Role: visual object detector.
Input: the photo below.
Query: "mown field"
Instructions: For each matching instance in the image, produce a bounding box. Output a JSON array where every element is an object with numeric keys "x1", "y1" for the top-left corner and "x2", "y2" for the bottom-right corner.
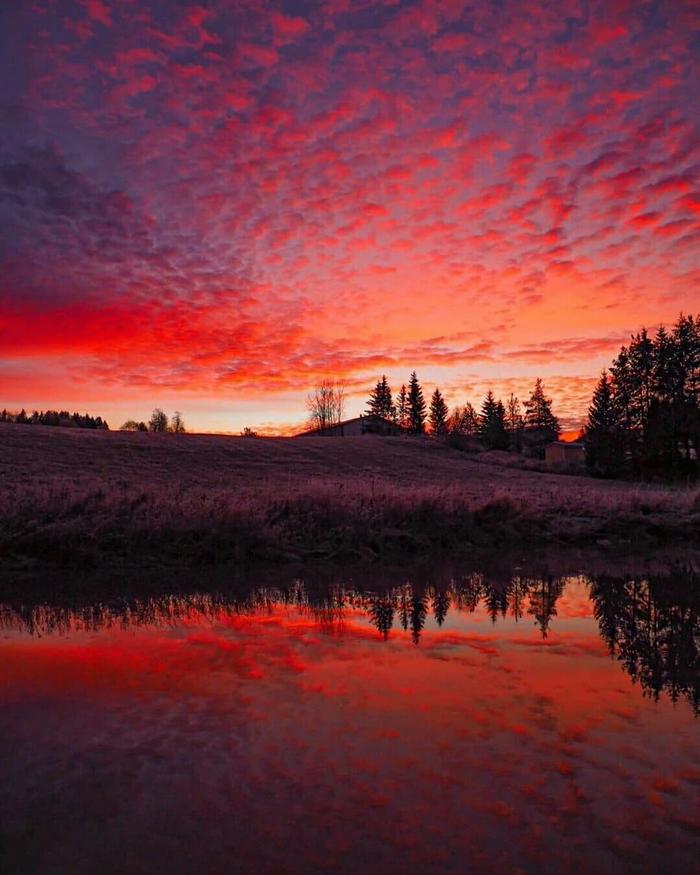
[{"x1": 1, "y1": 423, "x2": 698, "y2": 571}]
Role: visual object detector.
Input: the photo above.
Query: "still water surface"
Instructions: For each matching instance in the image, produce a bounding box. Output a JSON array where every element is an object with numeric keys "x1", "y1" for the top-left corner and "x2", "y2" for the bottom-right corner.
[{"x1": 1, "y1": 570, "x2": 698, "y2": 874}]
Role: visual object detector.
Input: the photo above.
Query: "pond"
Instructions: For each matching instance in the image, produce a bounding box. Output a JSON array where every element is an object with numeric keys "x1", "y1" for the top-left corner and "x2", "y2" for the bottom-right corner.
[{"x1": 0, "y1": 566, "x2": 698, "y2": 874}]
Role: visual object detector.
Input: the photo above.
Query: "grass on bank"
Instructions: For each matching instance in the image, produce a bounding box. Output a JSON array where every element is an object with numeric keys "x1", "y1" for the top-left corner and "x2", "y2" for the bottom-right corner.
[{"x1": 1, "y1": 423, "x2": 698, "y2": 568}]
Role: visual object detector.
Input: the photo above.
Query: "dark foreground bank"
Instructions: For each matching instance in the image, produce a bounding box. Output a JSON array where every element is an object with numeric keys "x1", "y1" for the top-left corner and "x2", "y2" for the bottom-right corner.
[{"x1": 2, "y1": 423, "x2": 699, "y2": 573}]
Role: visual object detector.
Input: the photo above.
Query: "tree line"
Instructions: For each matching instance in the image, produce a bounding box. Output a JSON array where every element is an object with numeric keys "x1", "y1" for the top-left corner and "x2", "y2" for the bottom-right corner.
[
  {"x1": 365, "y1": 371, "x2": 561, "y2": 458},
  {"x1": 120, "y1": 409, "x2": 186, "y2": 433},
  {"x1": 0, "y1": 407, "x2": 187, "y2": 434},
  {"x1": 585, "y1": 313, "x2": 700, "y2": 479},
  {"x1": 0, "y1": 409, "x2": 109, "y2": 430}
]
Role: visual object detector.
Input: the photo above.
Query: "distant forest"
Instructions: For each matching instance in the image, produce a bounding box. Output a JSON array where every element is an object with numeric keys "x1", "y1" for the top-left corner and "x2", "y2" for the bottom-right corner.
[
  {"x1": 0, "y1": 409, "x2": 109, "y2": 430},
  {"x1": 0, "y1": 407, "x2": 187, "y2": 434}
]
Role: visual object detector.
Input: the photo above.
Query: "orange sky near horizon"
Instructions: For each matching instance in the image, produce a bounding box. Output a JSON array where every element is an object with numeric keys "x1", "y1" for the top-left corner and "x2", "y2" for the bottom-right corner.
[{"x1": 1, "y1": 1, "x2": 698, "y2": 433}]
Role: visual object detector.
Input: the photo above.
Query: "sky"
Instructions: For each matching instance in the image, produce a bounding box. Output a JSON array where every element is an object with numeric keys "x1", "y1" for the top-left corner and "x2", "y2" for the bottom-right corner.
[{"x1": 1, "y1": 0, "x2": 699, "y2": 434}]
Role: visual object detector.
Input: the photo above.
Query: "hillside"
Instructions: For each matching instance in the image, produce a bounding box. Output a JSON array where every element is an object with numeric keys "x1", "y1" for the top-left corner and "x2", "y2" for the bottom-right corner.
[{"x1": 1, "y1": 423, "x2": 698, "y2": 571}]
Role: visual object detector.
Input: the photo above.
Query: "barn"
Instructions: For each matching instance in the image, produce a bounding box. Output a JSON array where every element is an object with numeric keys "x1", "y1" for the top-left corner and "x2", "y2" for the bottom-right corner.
[{"x1": 296, "y1": 414, "x2": 405, "y2": 437}]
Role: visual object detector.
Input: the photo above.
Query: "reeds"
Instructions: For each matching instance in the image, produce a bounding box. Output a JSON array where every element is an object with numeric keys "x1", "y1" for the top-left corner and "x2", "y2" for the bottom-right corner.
[{"x1": 2, "y1": 469, "x2": 697, "y2": 568}]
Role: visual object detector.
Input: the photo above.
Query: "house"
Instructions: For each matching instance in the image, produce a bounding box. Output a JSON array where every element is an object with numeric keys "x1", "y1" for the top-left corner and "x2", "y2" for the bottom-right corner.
[
  {"x1": 296, "y1": 414, "x2": 405, "y2": 437},
  {"x1": 545, "y1": 440, "x2": 585, "y2": 467}
]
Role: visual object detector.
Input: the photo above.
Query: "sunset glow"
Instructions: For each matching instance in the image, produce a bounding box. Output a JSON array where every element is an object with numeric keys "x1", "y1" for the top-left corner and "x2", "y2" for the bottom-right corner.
[{"x1": 1, "y1": 1, "x2": 699, "y2": 431}]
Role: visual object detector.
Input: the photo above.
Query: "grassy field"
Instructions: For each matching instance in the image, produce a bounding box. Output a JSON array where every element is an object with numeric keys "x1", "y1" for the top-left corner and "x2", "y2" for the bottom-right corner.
[{"x1": 1, "y1": 423, "x2": 698, "y2": 570}]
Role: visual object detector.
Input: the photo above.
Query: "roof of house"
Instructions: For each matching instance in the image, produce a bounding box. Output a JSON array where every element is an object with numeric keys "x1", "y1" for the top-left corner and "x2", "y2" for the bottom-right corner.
[{"x1": 296, "y1": 413, "x2": 400, "y2": 437}]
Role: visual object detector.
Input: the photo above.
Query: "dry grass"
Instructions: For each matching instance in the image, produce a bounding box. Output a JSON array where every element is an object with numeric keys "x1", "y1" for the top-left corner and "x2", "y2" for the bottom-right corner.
[{"x1": 1, "y1": 423, "x2": 698, "y2": 568}]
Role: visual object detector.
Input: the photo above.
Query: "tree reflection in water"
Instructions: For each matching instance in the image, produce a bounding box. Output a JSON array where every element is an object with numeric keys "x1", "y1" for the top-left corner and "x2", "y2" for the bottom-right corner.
[{"x1": 1, "y1": 568, "x2": 697, "y2": 714}]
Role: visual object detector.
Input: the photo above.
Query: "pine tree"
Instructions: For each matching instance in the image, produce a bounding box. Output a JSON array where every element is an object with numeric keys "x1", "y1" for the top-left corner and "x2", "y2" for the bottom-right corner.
[
  {"x1": 431, "y1": 589, "x2": 450, "y2": 627},
  {"x1": 610, "y1": 344, "x2": 641, "y2": 469},
  {"x1": 495, "y1": 400, "x2": 508, "y2": 443},
  {"x1": 429, "y1": 387, "x2": 449, "y2": 435},
  {"x1": 670, "y1": 314, "x2": 700, "y2": 469},
  {"x1": 384, "y1": 377, "x2": 395, "y2": 420},
  {"x1": 679, "y1": 314, "x2": 700, "y2": 399},
  {"x1": 523, "y1": 378, "x2": 560, "y2": 458},
  {"x1": 366, "y1": 375, "x2": 395, "y2": 420},
  {"x1": 398, "y1": 584, "x2": 411, "y2": 630},
  {"x1": 407, "y1": 371, "x2": 426, "y2": 434},
  {"x1": 584, "y1": 371, "x2": 625, "y2": 476},
  {"x1": 506, "y1": 393, "x2": 523, "y2": 452},
  {"x1": 410, "y1": 591, "x2": 429, "y2": 644},
  {"x1": 653, "y1": 325, "x2": 675, "y2": 403},
  {"x1": 369, "y1": 595, "x2": 395, "y2": 640},
  {"x1": 628, "y1": 330, "x2": 655, "y2": 431},
  {"x1": 367, "y1": 377, "x2": 382, "y2": 417},
  {"x1": 479, "y1": 391, "x2": 509, "y2": 449},
  {"x1": 611, "y1": 333, "x2": 657, "y2": 470},
  {"x1": 528, "y1": 578, "x2": 564, "y2": 638},
  {"x1": 396, "y1": 384, "x2": 408, "y2": 429},
  {"x1": 479, "y1": 391, "x2": 496, "y2": 442},
  {"x1": 484, "y1": 583, "x2": 508, "y2": 624},
  {"x1": 647, "y1": 325, "x2": 677, "y2": 471},
  {"x1": 479, "y1": 392, "x2": 496, "y2": 432}
]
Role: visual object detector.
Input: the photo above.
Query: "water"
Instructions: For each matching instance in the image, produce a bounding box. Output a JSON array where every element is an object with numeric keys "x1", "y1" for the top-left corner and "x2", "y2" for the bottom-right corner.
[{"x1": 0, "y1": 568, "x2": 698, "y2": 874}]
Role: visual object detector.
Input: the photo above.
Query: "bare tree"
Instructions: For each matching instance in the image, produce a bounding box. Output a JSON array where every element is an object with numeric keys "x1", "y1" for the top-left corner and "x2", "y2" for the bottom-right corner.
[
  {"x1": 306, "y1": 380, "x2": 345, "y2": 431},
  {"x1": 120, "y1": 420, "x2": 147, "y2": 432},
  {"x1": 171, "y1": 411, "x2": 186, "y2": 433},
  {"x1": 148, "y1": 408, "x2": 169, "y2": 433}
]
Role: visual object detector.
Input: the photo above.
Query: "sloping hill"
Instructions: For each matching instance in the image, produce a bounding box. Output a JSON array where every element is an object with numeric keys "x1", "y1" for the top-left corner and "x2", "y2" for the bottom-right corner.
[
  {"x1": 1, "y1": 424, "x2": 698, "y2": 569},
  {"x1": 1, "y1": 423, "x2": 526, "y2": 492}
]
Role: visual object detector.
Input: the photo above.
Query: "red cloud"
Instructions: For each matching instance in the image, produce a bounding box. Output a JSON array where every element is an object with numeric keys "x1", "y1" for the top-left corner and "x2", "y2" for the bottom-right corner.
[
  {"x1": 646, "y1": 173, "x2": 696, "y2": 196},
  {"x1": 589, "y1": 22, "x2": 629, "y2": 45},
  {"x1": 653, "y1": 218, "x2": 694, "y2": 237},
  {"x1": 186, "y1": 7, "x2": 211, "y2": 28},
  {"x1": 270, "y1": 11, "x2": 310, "y2": 41},
  {"x1": 239, "y1": 42, "x2": 279, "y2": 69},
  {"x1": 432, "y1": 33, "x2": 469, "y2": 53},
  {"x1": 628, "y1": 211, "x2": 661, "y2": 229},
  {"x1": 83, "y1": 0, "x2": 112, "y2": 27},
  {"x1": 3, "y1": 0, "x2": 699, "y2": 431}
]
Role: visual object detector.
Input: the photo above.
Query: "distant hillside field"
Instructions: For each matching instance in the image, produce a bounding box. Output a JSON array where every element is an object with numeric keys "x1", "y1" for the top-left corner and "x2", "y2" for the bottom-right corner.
[{"x1": 1, "y1": 423, "x2": 698, "y2": 570}]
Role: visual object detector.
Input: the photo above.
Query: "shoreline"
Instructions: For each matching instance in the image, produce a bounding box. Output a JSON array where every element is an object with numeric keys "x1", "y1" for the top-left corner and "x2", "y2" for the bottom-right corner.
[
  {"x1": 2, "y1": 424, "x2": 699, "y2": 581},
  {"x1": 3, "y1": 543, "x2": 699, "y2": 605},
  {"x1": 3, "y1": 486, "x2": 699, "y2": 573}
]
